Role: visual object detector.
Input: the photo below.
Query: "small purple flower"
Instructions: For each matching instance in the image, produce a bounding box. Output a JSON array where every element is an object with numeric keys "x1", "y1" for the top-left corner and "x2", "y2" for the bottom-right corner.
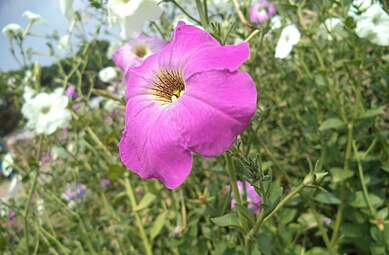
[
  {"x1": 63, "y1": 183, "x2": 87, "y2": 201},
  {"x1": 8, "y1": 210, "x2": 16, "y2": 220},
  {"x1": 41, "y1": 150, "x2": 53, "y2": 163},
  {"x1": 100, "y1": 178, "x2": 111, "y2": 188},
  {"x1": 231, "y1": 181, "x2": 262, "y2": 214},
  {"x1": 249, "y1": 1, "x2": 276, "y2": 24},
  {"x1": 112, "y1": 34, "x2": 168, "y2": 83},
  {"x1": 322, "y1": 217, "x2": 332, "y2": 226},
  {"x1": 66, "y1": 85, "x2": 77, "y2": 98}
]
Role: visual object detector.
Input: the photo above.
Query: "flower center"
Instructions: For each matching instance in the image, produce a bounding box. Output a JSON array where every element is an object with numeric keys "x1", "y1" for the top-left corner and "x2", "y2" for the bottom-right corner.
[
  {"x1": 41, "y1": 106, "x2": 51, "y2": 114},
  {"x1": 133, "y1": 44, "x2": 148, "y2": 58},
  {"x1": 151, "y1": 70, "x2": 185, "y2": 105}
]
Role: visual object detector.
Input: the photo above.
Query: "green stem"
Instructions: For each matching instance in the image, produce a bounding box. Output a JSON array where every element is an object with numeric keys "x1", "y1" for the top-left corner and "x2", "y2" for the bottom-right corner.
[
  {"x1": 224, "y1": 154, "x2": 250, "y2": 255},
  {"x1": 309, "y1": 204, "x2": 331, "y2": 249},
  {"x1": 123, "y1": 177, "x2": 153, "y2": 255},
  {"x1": 352, "y1": 142, "x2": 376, "y2": 216},
  {"x1": 251, "y1": 182, "x2": 306, "y2": 235},
  {"x1": 329, "y1": 122, "x2": 353, "y2": 254},
  {"x1": 170, "y1": 0, "x2": 202, "y2": 25},
  {"x1": 244, "y1": 30, "x2": 260, "y2": 42},
  {"x1": 24, "y1": 136, "x2": 43, "y2": 255}
]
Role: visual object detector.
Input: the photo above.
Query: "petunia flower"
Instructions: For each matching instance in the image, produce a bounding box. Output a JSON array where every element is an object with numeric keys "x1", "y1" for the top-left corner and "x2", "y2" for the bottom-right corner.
[
  {"x1": 249, "y1": 1, "x2": 276, "y2": 24},
  {"x1": 231, "y1": 181, "x2": 262, "y2": 214},
  {"x1": 58, "y1": 35, "x2": 71, "y2": 51},
  {"x1": 66, "y1": 85, "x2": 77, "y2": 99},
  {"x1": 1, "y1": 153, "x2": 14, "y2": 177},
  {"x1": 60, "y1": 0, "x2": 74, "y2": 20},
  {"x1": 112, "y1": 34, "x2": 167, "y2": 83},
  {"x1": 275, "y1": 24, "x2": 301, "y2": 59},
  {"x1": 118, "y1": 22, "x2": 257, "y2": 189},
  {"x1": 107, "y1": 0, "x2": 162, "y2": 39},
  {"x1": 354, "y1": 3, "x2": 389, "y2": 46},
  {"x1": 348, "y1": 0, "x2": 372, "y2": 21},
  {"x1": 22, "y1": 10, "x2": 45, "y2": 24},
  {"x1": 21, "y1": 88, "x2": 71, "y2": 135},
  {"x1": 270, "y1": 15, "x2": 282, "y2": 30},
  {"x1": 98, "y1": 66, "x2": 117, "y2": 83},
  {"x1": 318, "y1": 18, "x2": 348, "y2": 41},
  {"x1": 2, "y1": 23, "x2": 23, "y2": 38}
]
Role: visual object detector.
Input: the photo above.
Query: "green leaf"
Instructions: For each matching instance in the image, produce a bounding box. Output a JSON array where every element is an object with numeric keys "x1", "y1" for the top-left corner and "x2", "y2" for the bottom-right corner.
[
  {"x1": 211, "y1": 213, "x2": 241, "y2": 228},
  {"x1": 349, "y1": 191, "x2": 383, "y2": 208},
  {"x1": 150, "y1": 211, "x2": 168, "y2": 241},
  {"x1": 313, "y1": 191, "x2": 340, "y2": 204},
  {"x1": 108, "y1": 164, "x2": 124, "y2": 180},
  {"x1": 359, "y1": 106, "x2": 385, "y2": 119},
  {"x1": 377, "y1": 208, "x2": 388, "y2": 220},
  {"x1": 380, "y1": 163, "x2": 389, "y2": 173},
  {"x1": 319, "y1": 118, "x2": 344, "y2": 131},
  {"x1": 268, "y1": 184, "x2": 283, "y2": 213},
  {"x1": 135, "y1": 193, "x2": 156, "y2": 211},
  {"x1": 305, "y1": 247, "x2": 328, "y2": 255},
  {"x1": 329, "y1": 167, "x2": 354, "y2": 182},
  {"x1": 234, "y1": 204, "x2": 255, "y2": 225},
  {"x1": 256, "y1": 234, "x2": 272, "y2": 255},
  {"x1": 279, "y1": 208, "x2": 298, "y2": 225}
]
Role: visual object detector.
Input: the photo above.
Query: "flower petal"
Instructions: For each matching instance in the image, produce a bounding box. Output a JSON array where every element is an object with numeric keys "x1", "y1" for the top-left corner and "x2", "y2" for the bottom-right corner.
[
  {"x1": 173, "y1": 70, "x2": 257, "y2": 157},
  {"x1": 121, "y1": 53, "x2": 194, "y2": 189},
  {"x1": 183, "y1": 42, "x2": 250, "y2": 78},
  {"x1": 119, "y1": 98, "x2": 193, "y2": 189},
  {"x1": 112, "y1": 43, "x2": 142, "y2": 72},
  {"x1": 158, "y1": 21, "x2": 220, "y2": 70}
]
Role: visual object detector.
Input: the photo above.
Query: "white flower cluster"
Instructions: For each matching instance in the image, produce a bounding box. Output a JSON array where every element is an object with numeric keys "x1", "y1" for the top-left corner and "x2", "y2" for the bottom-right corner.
[
  {"x1": 107, "y1": 0, "x2": 162, "y2": 39},
  {"x1": 22, "y1": 88, "x2": 71, "y2": 135},
  {"x1": 349, "y1": 0, "x2": 389, "y2": 46},
  {"x1": 275, "y1": 24, "x2": 301, "y2": 59}
]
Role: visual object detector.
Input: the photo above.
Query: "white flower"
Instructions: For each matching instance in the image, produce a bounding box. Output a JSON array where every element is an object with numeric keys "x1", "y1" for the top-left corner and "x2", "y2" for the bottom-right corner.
[
  {"x1": 107, "y1": 0, "x2": 163, "y2": 39},
  {"x1": 2, "y1": 23, "x2": 23, "y2": 38},
  {"x1": 23, "y1": 86, "x2": 35, "y2": 101},
  {"x1": 270, "y1": 15, "x2": 282, "y2": 30},
  {"x1": 348, "y1": 0, "x2": 373, "y2": 21},
  {"x1": 1, "y1": 153, "x2": 14, "y2": 177},
  {"x1": 104, "y1": 99, "x2": 120, "y2": 112},
  {"x1": 98, "y1": 67, "x2": 117, "y2": 82},
  {"x1": 22, "y1": 10, "x2": 45, "y2": 23},
  {"x1": 58, "y1": 35, "x2": 71, "y2": 51},
  {"x1": 318, "y1": 18, "x2": 347, "y2": 41},
  {"x1": 60, "y1": 0, "x2": 74, "y2": 20},
  {"x1": 0, "y1": 175, "x2": 24, "y2": 204},
  {"x1": 88, "y1": 96, "x2": 105, "y2": 109},
  {"x1": 355, "y1": 3, "x2": 389, "y2": 46},
  {"x1": 275, "y1": 24, "x2": 301, "y2": 59},
  {"x1": 22, "y1": 89, "x2": 71, "y2": 135}
]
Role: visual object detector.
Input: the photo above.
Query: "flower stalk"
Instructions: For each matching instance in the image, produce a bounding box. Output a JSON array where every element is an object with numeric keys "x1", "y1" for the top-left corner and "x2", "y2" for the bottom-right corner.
[{"x1": 122, "y1": 176, "x2": 153, "y2": 255}]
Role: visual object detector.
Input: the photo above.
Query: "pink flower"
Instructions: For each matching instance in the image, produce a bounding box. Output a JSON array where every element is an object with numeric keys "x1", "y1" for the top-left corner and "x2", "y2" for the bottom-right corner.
[
  {"x1": 112, "y1": 34, "x2": 168, "y2": 83},
  {"x1": 100, "y1": 178, "x2": 111, "y2": 188},
  {"x1": 231, "y1": 181, "x2": 262, "y2": 214},
  {"x1": 118, "y1": 22, "x2": 257, "y2": 189},
  {"x1": 249, "y1": 1, "x2": 276, "y2": 24},
  {"x1": 66, "y1": 85, "x2": 77, "y2": 98}
]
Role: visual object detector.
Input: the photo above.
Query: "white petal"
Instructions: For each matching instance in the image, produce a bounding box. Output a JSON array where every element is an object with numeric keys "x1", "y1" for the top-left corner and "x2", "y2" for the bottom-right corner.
[{"x1": 275, "y1": 41, "x2": 293, "y2": 59}]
